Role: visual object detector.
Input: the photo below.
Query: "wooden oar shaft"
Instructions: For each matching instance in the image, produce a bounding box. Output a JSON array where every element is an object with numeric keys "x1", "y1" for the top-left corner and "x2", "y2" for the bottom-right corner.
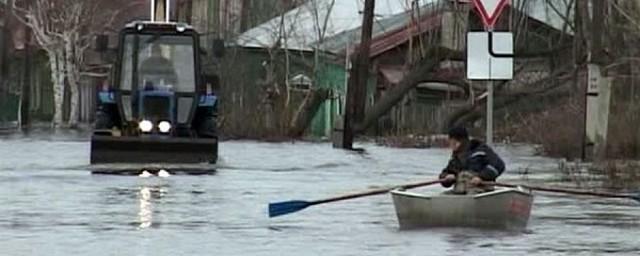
[
  {"x1": 311, "y1": 179, "x2": 445, "y2": 205},
  {"x1": 488, "y1": 182, "x2": 633, "y2": 199}
]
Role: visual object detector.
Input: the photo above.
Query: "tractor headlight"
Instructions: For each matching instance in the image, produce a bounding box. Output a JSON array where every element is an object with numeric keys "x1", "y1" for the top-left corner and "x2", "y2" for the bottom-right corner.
[
  {"x1": 139, "y1": 120, "x2": 153, "y2": 132},
  {"x1": 158, "y1": 121, "x2": 172, "y2": 133},
  {"x1": 176, "y1": 23, "x2": 186, "y2": 32}
]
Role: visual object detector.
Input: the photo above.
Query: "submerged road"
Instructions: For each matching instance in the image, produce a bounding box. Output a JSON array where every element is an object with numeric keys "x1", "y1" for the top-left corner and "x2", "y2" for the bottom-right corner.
[{"x1": 0, "y1": 133, "x2": 638, "y2": 255}]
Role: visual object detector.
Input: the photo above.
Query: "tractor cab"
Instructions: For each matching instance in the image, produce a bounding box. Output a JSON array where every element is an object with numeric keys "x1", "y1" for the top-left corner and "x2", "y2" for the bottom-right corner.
[
  {"x1": 117, "y1": 22, "x2": 202, "y2": 136},
  {"x1": 90, "y1": 19, "x2": 222, "y2": 174}
]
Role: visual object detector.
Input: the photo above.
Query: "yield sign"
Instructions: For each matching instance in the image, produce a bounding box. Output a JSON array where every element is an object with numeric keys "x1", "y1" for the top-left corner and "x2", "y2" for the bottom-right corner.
[{"x1": 472, "y1": 0, "x2": 510, "y2": 29}]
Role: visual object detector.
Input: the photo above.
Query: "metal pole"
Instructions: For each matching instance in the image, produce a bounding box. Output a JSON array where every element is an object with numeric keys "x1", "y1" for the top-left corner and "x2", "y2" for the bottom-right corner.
[
  {"x1": 166, "y1": 0, "x2": 171, "y2": 22},
  {"x1": 486, "y1": 80, "x2": 493, "y2": 145},
  {"x1": 580, "y1": 68, "x2": 587, "y2": 161},
  {"x1": 150, "y1": 0, "x2": 171, "y2": 22},
  {"x1": 151, "y1": 0, "x2": 156, "y2": 21}
]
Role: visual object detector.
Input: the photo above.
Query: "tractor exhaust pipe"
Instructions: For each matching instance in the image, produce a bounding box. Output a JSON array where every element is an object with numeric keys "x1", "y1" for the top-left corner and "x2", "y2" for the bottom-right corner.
[{"x1": 150, "y1": 0, "x2": 171, "y2": 22}]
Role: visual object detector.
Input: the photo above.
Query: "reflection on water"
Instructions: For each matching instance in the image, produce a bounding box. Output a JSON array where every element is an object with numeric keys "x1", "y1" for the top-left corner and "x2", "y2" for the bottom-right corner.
[
  {"x1": 136, "y1": 184, "x2": 168, "y2": 229},
  {"x1": 138, "y1": 187, "x2": 153, "y2": 229}
]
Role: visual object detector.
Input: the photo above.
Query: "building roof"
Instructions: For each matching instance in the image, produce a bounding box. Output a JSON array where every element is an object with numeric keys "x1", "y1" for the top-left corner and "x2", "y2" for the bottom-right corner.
[
  {"x1": 323, "y1": 0, "x2": 571, "y2": 56},
  {"x1": 367, "y1": 11, "x2": 443, "y2": 57},
  {"x1": 235, "y1": 0, "x2": 412, "y2": 51},
  {"x1": 518, "y1": 0, "x2": 569, "y2": 32},
  {"x1": 236, "y1": 0, "x2": 571, "y2": 53},
  {"x1": 318, "y1": 0, "x2": 443, "y2": 55}
]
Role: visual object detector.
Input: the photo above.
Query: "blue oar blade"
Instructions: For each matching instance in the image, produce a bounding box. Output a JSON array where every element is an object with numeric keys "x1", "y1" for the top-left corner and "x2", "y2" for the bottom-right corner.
[{"x1": 268, "y1": 200, "x2": 311, "y2": 218}]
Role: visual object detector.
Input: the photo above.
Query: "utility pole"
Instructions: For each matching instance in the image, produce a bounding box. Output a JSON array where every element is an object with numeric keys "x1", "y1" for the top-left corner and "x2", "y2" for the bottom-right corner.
[
  {"x1": 337, "y1": 0, "x2": 375, "y2": 150},
  {"x1": 353, "y1": 0, "x2": 375, "y2": 124},
  {"x1": 582, "y1": 0, "x2": 610, "y2": 161}
]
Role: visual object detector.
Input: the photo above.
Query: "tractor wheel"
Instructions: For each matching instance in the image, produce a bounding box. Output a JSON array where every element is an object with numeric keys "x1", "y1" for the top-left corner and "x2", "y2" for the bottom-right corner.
[{"x1": 197, "y1": 117, "x2": 218, "y2": 138}]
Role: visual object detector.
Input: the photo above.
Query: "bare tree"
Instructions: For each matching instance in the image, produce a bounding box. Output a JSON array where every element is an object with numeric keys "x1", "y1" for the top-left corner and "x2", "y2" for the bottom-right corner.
[
  {"x1": 12, "y1": 0, "x2": 123, "y2": 127},
  {"x1": 287, "y1": 0, "x2": 335, "y2": 137},
  {"x1": 224, "y1": 0, "x2": 337, "y2": 138}
]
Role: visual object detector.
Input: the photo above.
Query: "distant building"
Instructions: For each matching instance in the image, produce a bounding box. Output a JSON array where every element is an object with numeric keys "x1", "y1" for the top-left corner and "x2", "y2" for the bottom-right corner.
[
  {"x1": 233, "y1": 0, "x2": 572, "y2": 137},
  {"x1": 232, "y1": 0, "x2": 413, "y2": 138}
]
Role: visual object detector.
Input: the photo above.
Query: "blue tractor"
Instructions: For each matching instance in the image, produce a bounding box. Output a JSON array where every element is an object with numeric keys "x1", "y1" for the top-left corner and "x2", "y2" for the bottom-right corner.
[{"x1": 90, "y1": 20, "x2": 222, "y2": 175}]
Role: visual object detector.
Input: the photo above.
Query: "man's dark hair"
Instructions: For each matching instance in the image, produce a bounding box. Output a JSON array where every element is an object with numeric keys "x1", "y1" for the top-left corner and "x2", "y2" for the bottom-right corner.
[{"x1": 448, "y1": 126, "x2": 469, "y2": 141}]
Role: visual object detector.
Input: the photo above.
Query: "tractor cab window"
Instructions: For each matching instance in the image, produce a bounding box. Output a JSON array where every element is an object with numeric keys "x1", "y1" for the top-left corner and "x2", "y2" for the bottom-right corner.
[
  {"x1": 138, "y1": 35, "x2": 196, "y2": 93},
  {"x1": 119, "y1": 34, "x2": 197, "y2": 93},
  {"x1": 120, "y1": 36, "x2": 134, "y2": 91}
]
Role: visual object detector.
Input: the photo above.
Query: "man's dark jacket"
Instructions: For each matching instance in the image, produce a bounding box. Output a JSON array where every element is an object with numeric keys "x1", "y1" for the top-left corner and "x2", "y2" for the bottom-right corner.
[{"x1": 439, "y1": 139, "x2": 505, "y2": 187}]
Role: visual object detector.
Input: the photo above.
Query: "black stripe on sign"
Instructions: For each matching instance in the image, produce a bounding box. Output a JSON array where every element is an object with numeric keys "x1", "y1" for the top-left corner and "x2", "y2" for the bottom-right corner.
[{"x1": 587, "y1": 92, "x2": 599, "y2": 97}]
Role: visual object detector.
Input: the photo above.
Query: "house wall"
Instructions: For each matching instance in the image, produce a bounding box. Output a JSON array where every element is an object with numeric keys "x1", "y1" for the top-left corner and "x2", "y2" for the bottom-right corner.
[
  {"x1": 370, "y1": 30, "x2": 466, "y2": 135},
  {"x1": 375, "y1": 84, "x2": 465, "y2": 136},
  {"x1": 0, "y1": 51, "x2": 53, "y2": 123},
  {"x1": 221, "y1": 47, "x2": 345, "y2": 138},
  {"x1": 0, "y1": 18, "x2": 12, "y2": 123},
  {"x1": 187, "y1": 0, "x2": 308, "y2": 48},
  {"x1": 310, "y1": 62, "x2": 347, "y2": 137},
  {"x1": 31, "y1": 53, "x2": 54, "y2": 120},
  {"x1": 392, "y1": 89, "x2": 467, "y2": 135}
]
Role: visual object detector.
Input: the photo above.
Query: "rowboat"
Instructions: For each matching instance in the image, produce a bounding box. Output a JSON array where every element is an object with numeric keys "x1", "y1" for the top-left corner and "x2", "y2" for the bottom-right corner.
[{"x1": 390, "y1": 187, "x2": 534, "y2": 230}]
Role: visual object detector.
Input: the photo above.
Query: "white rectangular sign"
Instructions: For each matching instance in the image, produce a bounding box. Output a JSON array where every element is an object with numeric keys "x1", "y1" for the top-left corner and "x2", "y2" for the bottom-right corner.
[{"x1": 467, "y1": 32, "x2": 513, "y2": 80}]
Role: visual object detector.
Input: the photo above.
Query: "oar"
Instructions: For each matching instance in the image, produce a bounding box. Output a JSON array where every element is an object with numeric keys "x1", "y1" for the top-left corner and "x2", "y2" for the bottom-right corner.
[
  {"x1": 486, "y1": 182, "x2": 640, "y2": 202},
  {"x1": 269, "y1": 178, "x2": 446, "y2": 218}
]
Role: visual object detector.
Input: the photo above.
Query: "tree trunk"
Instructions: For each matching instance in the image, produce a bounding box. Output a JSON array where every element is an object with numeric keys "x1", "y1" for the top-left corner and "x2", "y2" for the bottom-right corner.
[
  {"x1": 240, "y1": 0, "x2": 252, "y2": 32},
  {"x1": 49, "y1": 50, "x2": 65, "y2": 126},
  {"x1": 67, "y1": 76, "x2": 80, "y2": 127},
  {"x1": 65, "y1": 38, "x2": 80, "y2": 127},
  {"x1": 288, "y1": 88, "x2": 330, "y2": 138},
  {"x1": 354, "y1": 47, "x2": 460, "y2": 133}
]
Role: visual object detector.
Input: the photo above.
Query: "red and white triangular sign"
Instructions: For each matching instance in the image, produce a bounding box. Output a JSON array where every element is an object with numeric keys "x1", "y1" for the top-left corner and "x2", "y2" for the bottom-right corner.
[{"x1": 472, "y1": 0, "x2": 510, "y2": 29}]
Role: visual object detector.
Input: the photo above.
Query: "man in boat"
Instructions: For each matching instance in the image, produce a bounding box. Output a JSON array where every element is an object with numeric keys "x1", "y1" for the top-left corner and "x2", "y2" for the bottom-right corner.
[{"x1": 439, "y1": 126, "x2": 505, "y2": 194}]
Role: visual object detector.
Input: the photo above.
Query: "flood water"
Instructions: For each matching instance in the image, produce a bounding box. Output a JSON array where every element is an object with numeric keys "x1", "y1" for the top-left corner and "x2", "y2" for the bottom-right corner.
[{"x1": 1, "y1": 133, "x2": 639, "y2": 256}]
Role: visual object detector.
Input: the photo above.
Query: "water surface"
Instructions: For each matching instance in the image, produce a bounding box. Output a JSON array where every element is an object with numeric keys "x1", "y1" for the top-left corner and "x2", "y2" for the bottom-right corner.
[{"x1": 1, "y1": 134, "x2": 638, "y2": 255}]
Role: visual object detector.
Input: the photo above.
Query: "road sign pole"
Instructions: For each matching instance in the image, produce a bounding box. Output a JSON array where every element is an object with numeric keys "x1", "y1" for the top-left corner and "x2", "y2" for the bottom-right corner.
[
  {"x1": 468, "y1": 0, "x2": 511, "y2": 146},
  {"x1": 487, "y1": 26, "x2": 494, "y2": 146},
  {"x1": 486, "y1": 80, "x2": 494, "y2": 145}
]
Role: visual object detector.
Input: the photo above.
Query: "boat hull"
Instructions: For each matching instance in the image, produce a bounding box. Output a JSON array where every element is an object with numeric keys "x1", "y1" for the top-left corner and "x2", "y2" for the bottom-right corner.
[{"x1": 391, "y1": 188, "x2": 533, "y2": 230}]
